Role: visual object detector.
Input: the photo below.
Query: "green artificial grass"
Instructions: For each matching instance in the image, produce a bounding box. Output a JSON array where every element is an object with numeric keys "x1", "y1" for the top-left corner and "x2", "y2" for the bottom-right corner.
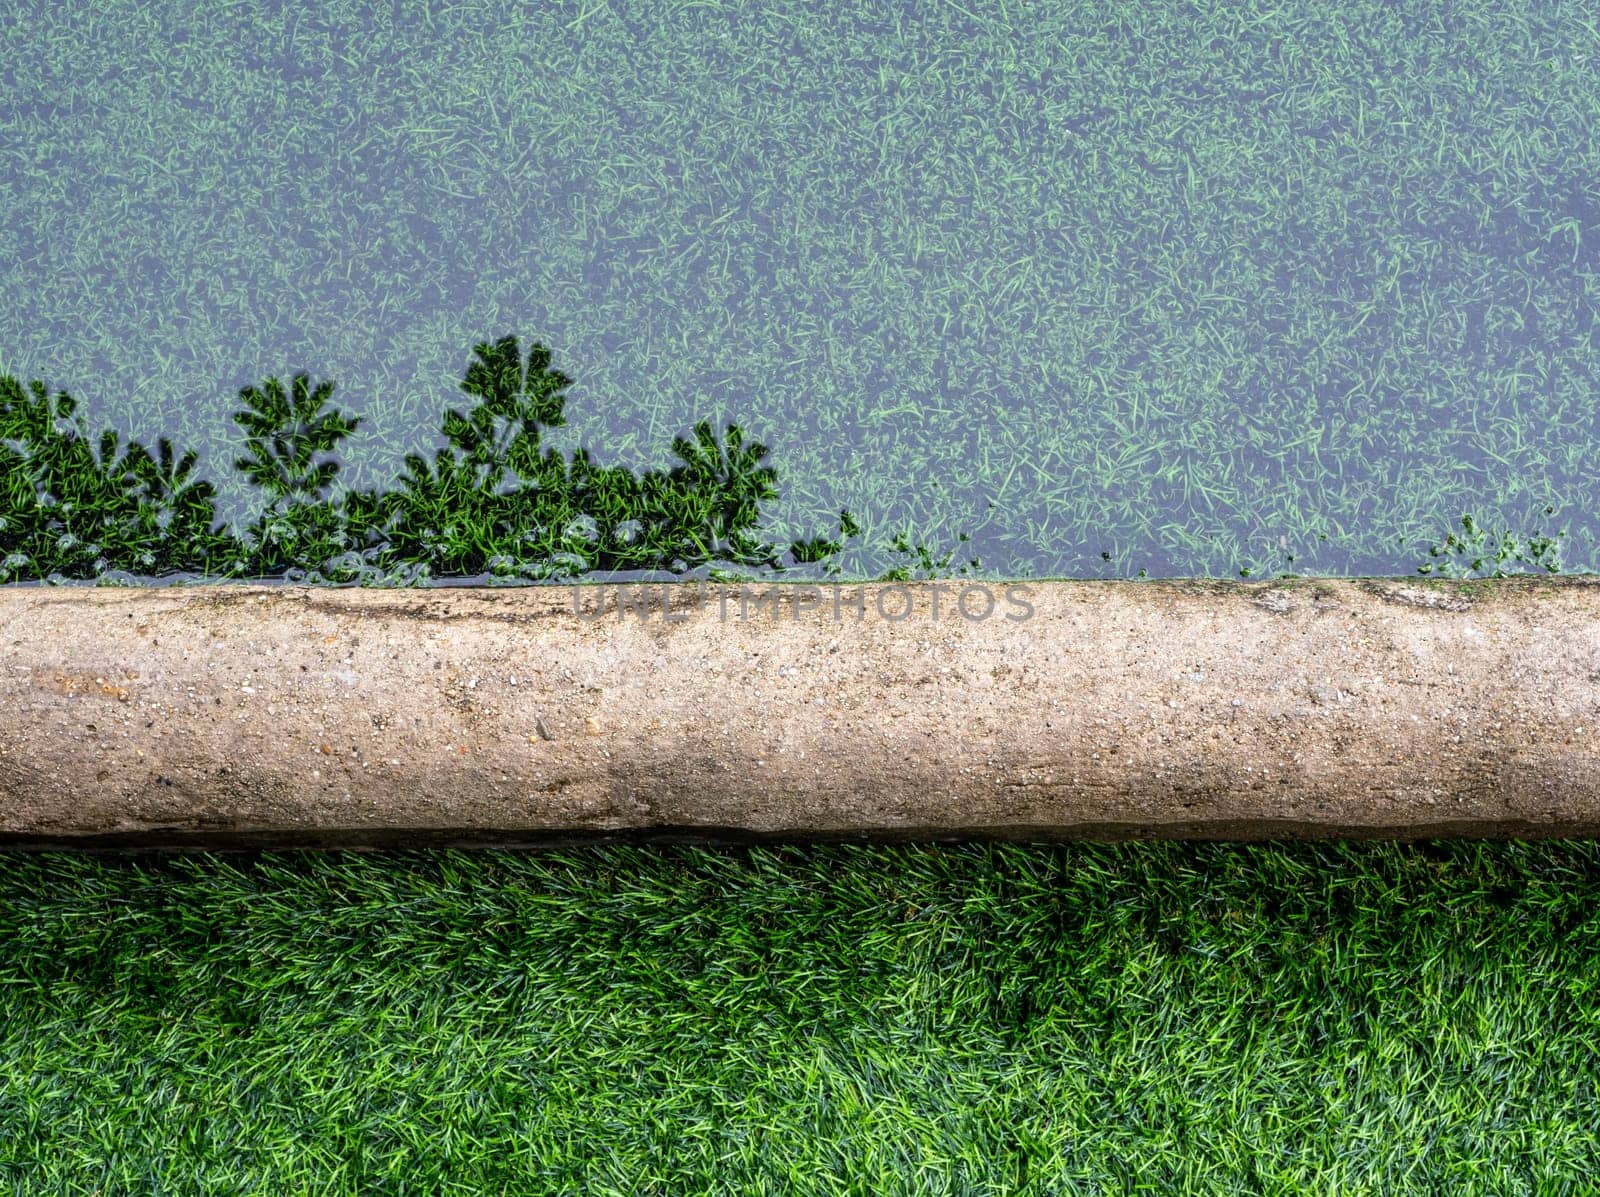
[
  {"x1": 6, "y1": 5, "x2": 1599, "y2": 1190},
  {"x1": 0, "y1": 841, "x2": 1597, "y2": 1193}
]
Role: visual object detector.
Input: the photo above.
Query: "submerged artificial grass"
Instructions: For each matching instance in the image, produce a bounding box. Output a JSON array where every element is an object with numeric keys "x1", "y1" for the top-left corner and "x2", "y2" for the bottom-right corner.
[
  {"x1": 6, "y1": 0, "x2": 1599, "y2": 580},
  {"x1": 1, "y1": 841, "x2": 1597, "y2": 1193},
  {"x1": 0, "y1": 338, "x2": 1572, "y2": 587}
]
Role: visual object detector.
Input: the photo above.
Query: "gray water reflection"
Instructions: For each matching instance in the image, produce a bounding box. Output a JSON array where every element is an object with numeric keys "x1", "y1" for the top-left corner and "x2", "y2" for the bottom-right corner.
[{"x1": 2, "y1": 1, "x2": 1597, "y2": 581}]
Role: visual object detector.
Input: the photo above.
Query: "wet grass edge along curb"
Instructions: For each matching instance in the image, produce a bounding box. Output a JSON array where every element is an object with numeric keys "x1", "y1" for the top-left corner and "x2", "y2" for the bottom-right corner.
[
  {"x1": 0, "y1": 330, "x2": 1577, "y2": 589},
  {"x1": 4, "y1": 574, "x2": 1600, "y2": 849}
]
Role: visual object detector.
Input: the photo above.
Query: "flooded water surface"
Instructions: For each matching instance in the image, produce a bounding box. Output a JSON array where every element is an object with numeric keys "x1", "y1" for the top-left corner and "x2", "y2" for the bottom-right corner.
[{"x1": 2, "y1": 1, "x2": 1597, "y2": 582}]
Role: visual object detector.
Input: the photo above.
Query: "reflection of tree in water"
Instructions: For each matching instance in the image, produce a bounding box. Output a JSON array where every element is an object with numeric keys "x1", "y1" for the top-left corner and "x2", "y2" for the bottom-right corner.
[
  {"x1": 10, "y1": 335, "x2": 1564, "y2": 585},
  {"x1": 0, "y1": 334, "x2": 859, "y2": 584}
]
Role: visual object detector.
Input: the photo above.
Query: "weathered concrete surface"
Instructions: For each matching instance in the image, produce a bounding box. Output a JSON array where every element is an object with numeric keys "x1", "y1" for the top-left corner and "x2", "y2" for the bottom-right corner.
[{"x1": 3, "y1": 577, "x2": 1600, "y2": 848}]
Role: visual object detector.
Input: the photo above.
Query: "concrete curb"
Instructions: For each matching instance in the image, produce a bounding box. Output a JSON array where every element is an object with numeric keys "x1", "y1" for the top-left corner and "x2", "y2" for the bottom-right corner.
[{"x1": 4, "y1": 577, "x2": 1600, "y2": 849}]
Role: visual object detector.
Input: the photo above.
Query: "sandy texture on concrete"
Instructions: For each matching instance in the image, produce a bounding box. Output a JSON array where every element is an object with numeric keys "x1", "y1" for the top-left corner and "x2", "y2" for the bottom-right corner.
[{"x1": 4, "y1": 577, "x2": 1600, "y2": 847}]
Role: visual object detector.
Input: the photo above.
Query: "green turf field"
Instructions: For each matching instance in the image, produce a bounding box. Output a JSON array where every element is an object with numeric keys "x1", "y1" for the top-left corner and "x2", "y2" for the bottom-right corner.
[
  {"x1": 2, "y1": 842, "x2": 1597, "y2": 1193},
  {"x1": 5, "y1": 1, "x2": 1600, "y2": 1189}
]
